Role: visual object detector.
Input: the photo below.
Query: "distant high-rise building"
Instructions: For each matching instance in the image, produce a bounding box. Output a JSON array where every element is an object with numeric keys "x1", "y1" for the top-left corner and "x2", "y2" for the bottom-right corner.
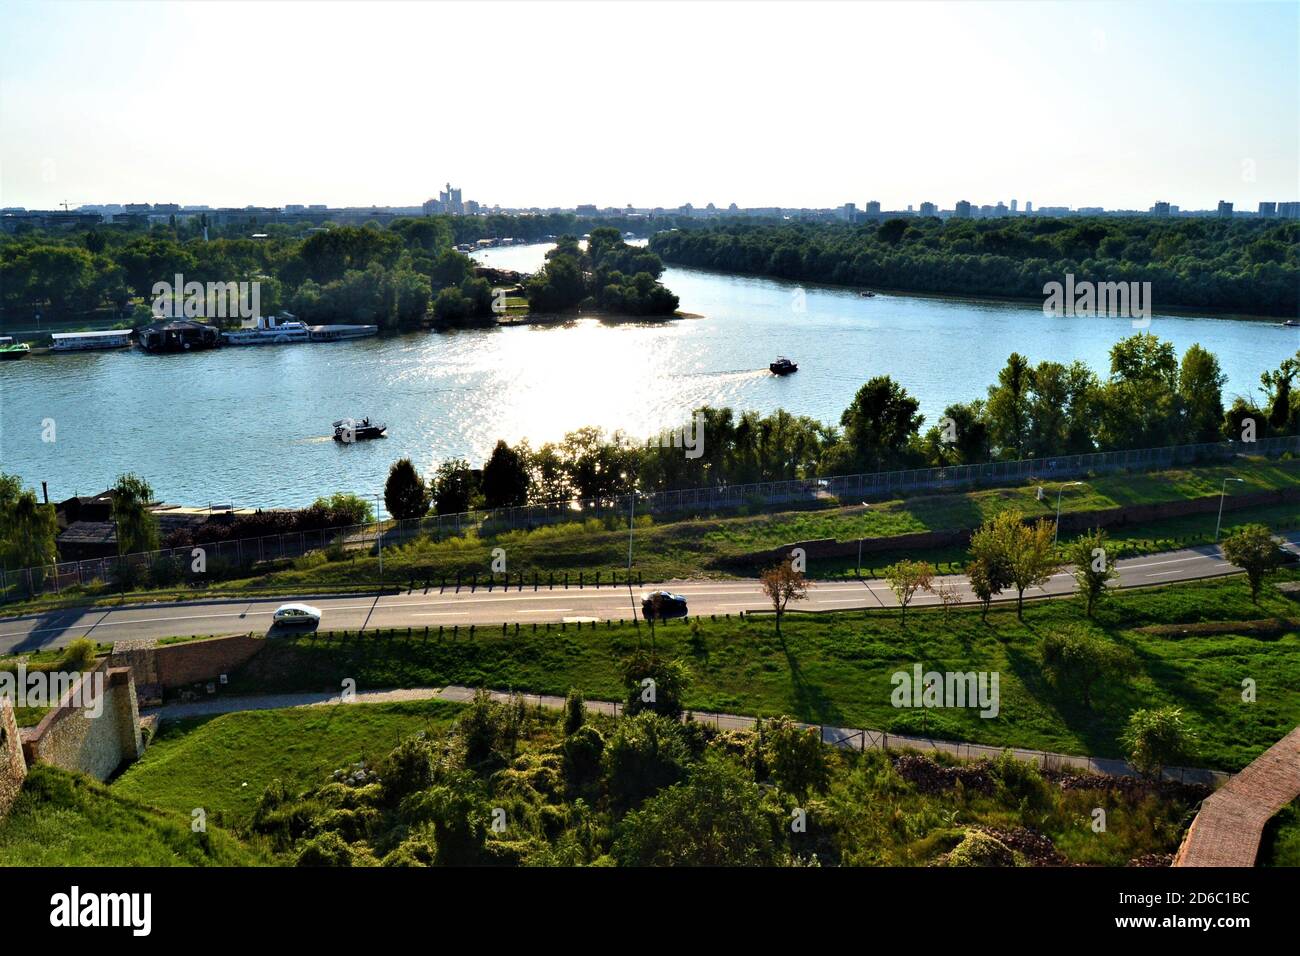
[
  {"x1": 1217, "y1": 200, "x2": 1233, "y2": 219},
  {"x1": 1259, "y1": 201, "x2": 1277, "y2": 218},
  {"x1": 954, "y1": 200, "x2": 971, "y2": 219},
  {"x1": 1151, "y1": 201, "x2": 1171, "y2": 217},
  {"x1": 864, "y1": 200, "x2": 881, "y2": 217},
  {"x1": 840, "y1": 202, "x2": 857, "y2": 221},
  {"x1": 1025, "y1": 200, "x2": 1033, "y2": 214},
  {"x1": 919, "y1": 201, "x2": 937, "y2": 217},
  {"x1": 995, "y1": 201, "x2": 1008, "y2": 216},
  {"x1": 1279, "y1": 202, "x2": 1300, "y2": 219},
  {"x1": 1010, "y1": 199, "x2": 1018, "y2": 212}
]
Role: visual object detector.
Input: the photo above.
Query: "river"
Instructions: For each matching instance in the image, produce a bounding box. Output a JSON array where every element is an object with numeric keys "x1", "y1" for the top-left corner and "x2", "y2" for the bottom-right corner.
[{"x1": 0, "y1": 241, "x2": 1294, "y2": 508}]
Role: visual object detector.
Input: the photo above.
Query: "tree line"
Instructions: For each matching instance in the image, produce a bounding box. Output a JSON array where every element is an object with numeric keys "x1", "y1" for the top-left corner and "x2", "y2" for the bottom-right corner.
[
  {"x1": 375, "y1": 336, "x2": 1298, "y2": 517},
  {"x1": 0, "y1": 215, "x2": 685, "y2": 330},
  {"x1": 648, "y1": 217, "x2": 1300, "y2": 317}
]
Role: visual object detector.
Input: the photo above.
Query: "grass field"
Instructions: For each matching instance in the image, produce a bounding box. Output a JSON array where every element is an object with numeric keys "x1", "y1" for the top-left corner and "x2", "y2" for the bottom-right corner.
[
  {"x1": 0, "y1": 764, "x2": 262, "y2": 866},
  {"x1": 112, "y1": 700, "x2": 463, "y2": 829},
  {"x1": 221, "y1": 570, "x2": 1300, "y2": 772}
]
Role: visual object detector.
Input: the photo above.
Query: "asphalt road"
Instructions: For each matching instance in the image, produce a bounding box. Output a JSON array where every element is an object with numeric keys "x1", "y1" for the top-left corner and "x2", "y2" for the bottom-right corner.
[{"x1": 1, "y1": 536, "x2": 1295, "y2": 656}]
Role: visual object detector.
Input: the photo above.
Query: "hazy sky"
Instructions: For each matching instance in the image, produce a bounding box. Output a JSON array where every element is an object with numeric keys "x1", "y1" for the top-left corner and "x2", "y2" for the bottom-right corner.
[{"x1": 1, "y1": 0, "x2": 1296, "y2": 211}]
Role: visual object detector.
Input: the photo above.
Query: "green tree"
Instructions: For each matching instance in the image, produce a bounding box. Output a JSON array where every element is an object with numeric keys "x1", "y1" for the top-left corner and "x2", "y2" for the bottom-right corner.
[
  {"x1": 0, "y1": 477, "x2": 58, "y2": 572},
  {"x1": 1041, "y1": 626, "x2": 1135, "y2": 708},
  {"x1": 111, "y1": 473, "x2": 160, "y2": 555},
  {"x1": 997, "y1": 512, "x2": 1059, "y2": 619},
  {"x1": 481, "y1": 440, "x2": 531, "y2": 508},
  {"x1": 1122, "y1": 707, "x2": 1196, "y2": 778},
  {"x1": 621, "y1": 652, "x2": 691, "y2": 720},
  {"x1": 383, "y1": 458, "x2": 429, "y2": 520},
  {"x1": 602, "y1": 712, "x2": 690, "y2": 808},
  {"x1": 1220, "y1": 524, "x2": 1284, "y2": 603},
  {"x1": 612, "y1": 754, "x2": 775, "y2": 866},
  {"x1": 1178, "y1": 343, "x2": 1227, "y2": 443},
  {"x1": 761, "y1": 715, "x2": 830, "y2": 799},
  {"x1": 838, "y1": 375, "x2": 923, "y2": 471},
  {"x1": 1067, "y1": 528, "x2": 1119, "y2": 617},
  {"x1": 429, "y1": 458, "x2": 478, "y2": 515},
  {"x1": 883, "y1": 559, "x2": 935, "y2": 626}
]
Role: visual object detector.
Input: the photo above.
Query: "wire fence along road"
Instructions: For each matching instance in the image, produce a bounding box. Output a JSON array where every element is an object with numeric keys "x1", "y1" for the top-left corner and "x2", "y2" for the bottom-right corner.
[{"x1": 4, "y1": 435, "x2": 1296, "y2": 602}]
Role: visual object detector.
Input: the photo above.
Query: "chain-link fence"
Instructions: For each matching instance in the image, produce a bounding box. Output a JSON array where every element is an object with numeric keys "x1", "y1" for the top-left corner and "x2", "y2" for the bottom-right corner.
[{"x1": 3, "y1": 434, "x2": 1296, "y2": 602}]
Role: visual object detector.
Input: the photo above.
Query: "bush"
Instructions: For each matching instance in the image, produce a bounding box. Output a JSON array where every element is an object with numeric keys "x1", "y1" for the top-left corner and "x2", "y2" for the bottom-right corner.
[
  {"x1": 621, "y1": 652, "x2": 691, "y2": 720},
  {"x1": 379, "y1": 734, "x2": 436, "y2": 804},
  {"x1": 1122, "y1": 707, "x2": 1197, "y2": 778},
  {"x1": 381, "y1": 838, "x2": 436, "y2": 867},
  {"x1": 294, "y1": 831, "x2": 355, "y2": 867},
  {"x1": 59, "y1": 638, "x2": 98, "y2": 672},
  {"x1": 562, "y1": 724, "x2": 605, "y2": 786},
  {"x1": 761, "y1": 716, "x2": 830, "y2": 799},
  {"x1": 945, "y1": 830, "x2": 1021, "y2": 867},
  {"x1": 602, "y1": 713, "x2": 690, "y2": 808},
  {"x1": 563, "y1": 688, "x2": 585, "y2": 736}
]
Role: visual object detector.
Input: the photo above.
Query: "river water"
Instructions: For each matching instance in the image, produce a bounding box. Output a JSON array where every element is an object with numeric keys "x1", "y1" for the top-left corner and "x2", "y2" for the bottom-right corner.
[{"x1": 0, "y1": 241, "x2": 1294, "y2": 508}]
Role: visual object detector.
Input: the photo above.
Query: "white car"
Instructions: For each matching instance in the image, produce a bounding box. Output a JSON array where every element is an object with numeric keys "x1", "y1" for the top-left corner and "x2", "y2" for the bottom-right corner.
[{"x1": 272, "y1": 603, "x2": 322, "y2": 626}]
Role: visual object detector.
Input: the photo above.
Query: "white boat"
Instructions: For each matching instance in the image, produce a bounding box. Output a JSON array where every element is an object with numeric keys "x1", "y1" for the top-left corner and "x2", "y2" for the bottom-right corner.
[{"x1": 222, "y1": 313, "x2": 310, "y2": 345}]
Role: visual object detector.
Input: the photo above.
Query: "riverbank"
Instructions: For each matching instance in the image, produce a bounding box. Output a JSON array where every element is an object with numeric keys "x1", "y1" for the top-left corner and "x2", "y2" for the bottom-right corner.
[{"x1": 663, "y1": 260, "x2": 1300, "y2": 325}]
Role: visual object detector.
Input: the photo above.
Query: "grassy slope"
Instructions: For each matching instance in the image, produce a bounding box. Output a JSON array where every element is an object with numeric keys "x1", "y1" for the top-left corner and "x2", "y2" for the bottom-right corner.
[
  {"x1": 112, "y1": 700, "x2": 462, "y2": 828},
  {"x1": 1260, "y1": 799, "x2": 1300, "y2": 866},
  {"x1": 3, "y1": 458, "x2": 1297, "y2": 614},
  {"x1": 0, "y1": 764, "x2": 261, "y2": 866},
  {"x1": 225, "y1": 571, "x2": 1300, "y2": 772}
]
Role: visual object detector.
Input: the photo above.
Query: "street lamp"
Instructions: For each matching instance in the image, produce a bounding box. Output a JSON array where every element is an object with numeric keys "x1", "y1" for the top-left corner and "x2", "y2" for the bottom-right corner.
[
  {"x1": 622, "y1": 475, "x2": 638, "y2": 623},
  {"x1": 1215, "y1": 478, "x2": 1245, "y2": 542},
  {"x1": 1054, "y1": 482, "x2": 1084, "y2": 545}
]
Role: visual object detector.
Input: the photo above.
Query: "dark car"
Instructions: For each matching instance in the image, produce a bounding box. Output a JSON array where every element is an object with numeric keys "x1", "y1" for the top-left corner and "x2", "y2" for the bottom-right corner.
[{"x1": 640, "y1": 590, "x2": 689, "y2": 621}]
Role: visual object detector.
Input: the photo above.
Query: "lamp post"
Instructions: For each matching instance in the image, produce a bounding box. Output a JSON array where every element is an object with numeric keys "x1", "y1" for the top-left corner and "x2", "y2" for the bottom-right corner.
[
  {"x1": 1054, "y1": 482, "x2": 1084, "y2": 546},
  {"x1": 623, "y1": 475, "x2": 638, "y2": 624},
  {"x1": 367, "y1": 493, "x2": 385, "y2": 589},
  {"x1": 1215, "y1": 478, "x2": 1245, "y2": 542}
]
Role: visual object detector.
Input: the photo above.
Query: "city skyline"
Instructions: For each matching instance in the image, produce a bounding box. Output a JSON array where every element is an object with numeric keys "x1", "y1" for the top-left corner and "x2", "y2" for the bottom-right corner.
[{"x1": 2, "y1": 1, "x2": 1296, "y2": 211}]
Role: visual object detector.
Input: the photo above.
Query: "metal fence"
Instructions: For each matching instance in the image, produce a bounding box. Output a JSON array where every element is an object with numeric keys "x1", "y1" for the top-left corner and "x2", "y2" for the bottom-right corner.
[{"x1": 3, "y1": 434, "x2": 1296, "y2": 602}]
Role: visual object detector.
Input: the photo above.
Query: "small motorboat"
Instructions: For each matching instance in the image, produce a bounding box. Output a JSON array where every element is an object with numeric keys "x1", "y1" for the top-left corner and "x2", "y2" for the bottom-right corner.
[
  {"x1": 333, "y1": 417, "x2": 387, "y2": 442},
  {"x1": 860, "y1": 290, "x2": 876, "y2": 298},
  {"x1": 1285, "y1": 319, "x2": 1299, "y2": 328},
  {"x1": 769, "y1": 356, "x2": 798, "y2": 375}
]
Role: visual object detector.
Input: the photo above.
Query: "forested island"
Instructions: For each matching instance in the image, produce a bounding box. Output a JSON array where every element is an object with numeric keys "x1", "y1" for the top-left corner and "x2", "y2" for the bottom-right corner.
[
  {"x1": 0, "y1": 215, "x2": 680, "y2": 332},
  {"x1": 649, "y1": 217, "x2": 1300, "y2": 317}
]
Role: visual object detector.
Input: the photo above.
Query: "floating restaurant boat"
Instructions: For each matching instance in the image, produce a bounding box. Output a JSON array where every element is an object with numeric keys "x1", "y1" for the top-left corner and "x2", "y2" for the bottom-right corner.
[
  {"x1": 50, "y1": 329, "x2": 132, "y2": 352},
  {"x1": 769, "y1": 356, "x2": 798, "y2": 375},
  {"x1": 333, "y1": 417, "x2": 387, "y2": 441},
  {"x1": 308, "y1": 324, "x2": 379, "y2": 342},
  {"x1": 223, "y1": 313, "x2": 311, "y2": 345}
]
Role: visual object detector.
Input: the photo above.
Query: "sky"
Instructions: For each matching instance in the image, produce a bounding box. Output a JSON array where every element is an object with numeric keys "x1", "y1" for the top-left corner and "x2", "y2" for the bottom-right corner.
[{"x1": 1, "y1": 0, "x2": 1296, "y2": 212}]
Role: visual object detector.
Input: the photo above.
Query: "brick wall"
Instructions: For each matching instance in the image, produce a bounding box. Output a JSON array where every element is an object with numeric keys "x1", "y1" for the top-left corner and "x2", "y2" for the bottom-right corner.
[
  {"x1": 109, "y1": 633, "x2": 264, "y2": 697},
  {"x1": 21, "y1": 663, "x2": 143, "y2": 783},
  {"x1": 0, "y1": 699, "x2": 25, "y2": 819}
]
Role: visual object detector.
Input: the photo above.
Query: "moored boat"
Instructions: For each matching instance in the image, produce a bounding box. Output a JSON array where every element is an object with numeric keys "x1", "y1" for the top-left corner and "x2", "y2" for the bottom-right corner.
[
  {"x1": 223, "y1": 313, "x2": 310, "y2": 345},
  {"x1": 0, "y1": 341, "x2": 31, "y2": 359}
]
